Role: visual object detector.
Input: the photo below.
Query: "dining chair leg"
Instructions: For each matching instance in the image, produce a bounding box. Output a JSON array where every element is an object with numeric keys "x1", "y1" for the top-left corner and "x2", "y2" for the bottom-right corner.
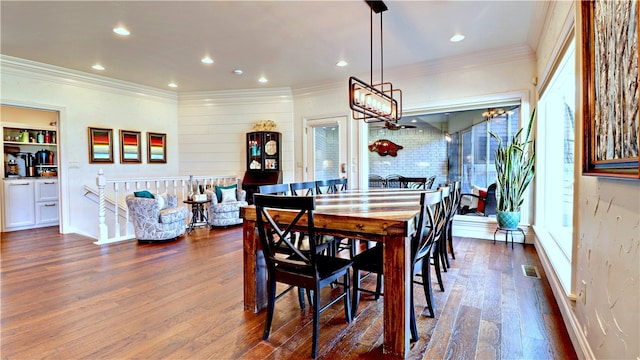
[
  {"x1": 421, "y1": 256, "x2": 436, "y2": 318},
  {"x1": 263, "y1": 277, "x2": 277, "y2": 340},
  {"x1": 311, "y1": 286, "x2": 321, "y2": 359},
  {"x1": 374, "y1": 273, "x2": 383, "y2": 300},
  {"x1": 298, "y1": 288, "x2": 305, "y2": 309},
  {"x1": 352, "y1": 269, "x2": 362, "y2": 318},
  {"x1": 343, "y1": 273, "x2": 352, "y2": 322},
  {"x1": 433, "y1": 243, "x2": 445, "y2": 292},
  {"x1": 447, "y1": 222, "x2": 456, "y2": 260},
  {"x1": 439, "y1": 234, "x2": 450, "y2": 271}
]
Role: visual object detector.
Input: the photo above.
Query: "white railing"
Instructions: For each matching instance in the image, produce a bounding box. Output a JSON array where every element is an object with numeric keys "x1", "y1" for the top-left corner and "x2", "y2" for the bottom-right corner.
[{"x1": 93, "y1": 170, "x2": 239, "y2": 245}]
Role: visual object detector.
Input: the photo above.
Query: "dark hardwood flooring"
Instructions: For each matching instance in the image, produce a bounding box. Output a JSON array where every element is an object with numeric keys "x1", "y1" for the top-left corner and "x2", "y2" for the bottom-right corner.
[{"x1": 1, "y1": 226, "x2": 576, "y2": 359}]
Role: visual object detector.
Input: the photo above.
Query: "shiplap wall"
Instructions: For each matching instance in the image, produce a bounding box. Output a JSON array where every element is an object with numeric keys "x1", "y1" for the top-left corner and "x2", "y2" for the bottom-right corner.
[{"x1": 177, "y1": 89, "x2": 295, "y2": 184}]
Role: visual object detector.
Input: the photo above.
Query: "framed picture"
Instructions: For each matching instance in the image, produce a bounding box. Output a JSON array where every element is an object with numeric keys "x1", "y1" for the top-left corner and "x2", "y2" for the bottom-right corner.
[
  {"x1": 88, "y1": 127, "x2": 113, "y2": 163},
  {"x1": 581, "y1": 1, "x2": 640, "y2": 179},
  {"x1": 147, "y1": 132, "x2": 167, "y2": 163},
  {"x1": 119, "y1": 130, "x2": 141, "y2": 163}
]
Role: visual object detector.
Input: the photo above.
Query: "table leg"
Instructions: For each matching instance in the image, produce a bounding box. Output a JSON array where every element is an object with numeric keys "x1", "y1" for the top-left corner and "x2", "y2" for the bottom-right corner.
[
  {"x1": 382, "y1": 234, "x2": 411, "y2": 357},
  {"x1": 243, "y1": 219, "x2": 267, "y2": 312}
]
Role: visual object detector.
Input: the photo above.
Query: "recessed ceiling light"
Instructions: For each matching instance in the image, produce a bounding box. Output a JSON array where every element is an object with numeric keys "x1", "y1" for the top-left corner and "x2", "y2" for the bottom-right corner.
[
  {"x1": 92, "y1": 64, "x2": 105, "y2": 71},
  {"x1": 336, "y1": 60, "x2": 348, "y2": 67},
  {"x1": 233, "y1": 69, "x2": 244, "y2": 75},
  {"x1": 201, "y1": 56, "x2": 214, "y2": 64},
  {"x1": 168, "y1": 83, "x2": 178, "y2": 88},
  {"x1": 113, "y1": 27, "x2": 130, "y2": 36},
  {"x1": 258, "y1": 77, "x2": 268, "y2": 83},
  {"x1": 450, "y1": 34, "x2": 465, "y2": 42}
]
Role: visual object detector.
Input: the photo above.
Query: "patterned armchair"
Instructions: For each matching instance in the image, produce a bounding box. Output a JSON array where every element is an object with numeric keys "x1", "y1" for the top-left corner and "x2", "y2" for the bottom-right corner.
[
  {"x1": 206, "y1": 185, "x2": 248, "y2": 227},
  {"x1": 126, "y1": 193, "x2": 188, "y2": 242}
]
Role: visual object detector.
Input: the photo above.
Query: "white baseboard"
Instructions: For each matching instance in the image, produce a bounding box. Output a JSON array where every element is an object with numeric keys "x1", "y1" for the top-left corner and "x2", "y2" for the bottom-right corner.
[
  {"x1": 533, "y1": 235, "x2": 594, "y2": 360},
  {"x1": 452, "y1": 215, "x2": 533, "y2": 243}
]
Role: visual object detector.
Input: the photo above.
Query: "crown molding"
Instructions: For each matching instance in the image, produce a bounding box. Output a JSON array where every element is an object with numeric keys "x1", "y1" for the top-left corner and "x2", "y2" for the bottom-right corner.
[
  {"x1": 0, "y1": 55, "x2": 177, "y2": 101},
  {"x1": 178, "y1": 87, "x2": 294, "y2": 107}
]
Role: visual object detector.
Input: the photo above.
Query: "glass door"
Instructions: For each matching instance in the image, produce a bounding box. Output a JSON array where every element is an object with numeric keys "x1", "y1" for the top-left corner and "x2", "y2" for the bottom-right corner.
[{"x1": 305, "y1": 116, "x2": 347, "y2": 181}]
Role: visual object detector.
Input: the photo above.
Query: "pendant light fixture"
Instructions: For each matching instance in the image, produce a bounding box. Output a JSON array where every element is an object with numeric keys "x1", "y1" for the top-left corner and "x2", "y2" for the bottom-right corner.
[{"x1": 349, "y1": 0, "x2": 402, "y2": 123}]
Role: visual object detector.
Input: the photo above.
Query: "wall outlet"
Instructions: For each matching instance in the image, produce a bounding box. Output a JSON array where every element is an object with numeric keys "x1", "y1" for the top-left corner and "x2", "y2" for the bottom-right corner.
[{"x1": 579, "y1": 280, "x2": 587, "y2": 305}]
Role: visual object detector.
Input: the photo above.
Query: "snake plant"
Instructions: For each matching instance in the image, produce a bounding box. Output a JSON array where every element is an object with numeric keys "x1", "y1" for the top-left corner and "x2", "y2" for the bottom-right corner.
[{"x1": 489, "y1": 110, "x2": 535, "y2": 212}]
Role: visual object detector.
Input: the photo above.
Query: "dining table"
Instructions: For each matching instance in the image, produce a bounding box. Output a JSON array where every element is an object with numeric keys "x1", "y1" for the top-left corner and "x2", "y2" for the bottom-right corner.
[{"x1": 241, "y1": 188, "x2": 431, "y2": 357}]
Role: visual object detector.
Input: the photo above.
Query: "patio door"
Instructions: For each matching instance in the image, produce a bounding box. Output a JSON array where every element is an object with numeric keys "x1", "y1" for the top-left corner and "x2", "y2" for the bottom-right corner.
[{"x1": 305, "y1": 116, "x2": 347, "y2": 181}]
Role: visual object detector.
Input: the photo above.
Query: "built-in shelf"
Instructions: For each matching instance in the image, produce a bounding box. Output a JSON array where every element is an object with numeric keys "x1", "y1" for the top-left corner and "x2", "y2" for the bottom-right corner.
[{"x1": 3, "y1": 141, "x2": 57, "y2": 147}]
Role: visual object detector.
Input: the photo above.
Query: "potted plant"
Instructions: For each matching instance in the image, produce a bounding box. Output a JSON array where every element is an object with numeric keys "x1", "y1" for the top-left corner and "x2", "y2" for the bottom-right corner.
[{"x1": 489, "y1": 110, "x2": 535, "y2": 229}]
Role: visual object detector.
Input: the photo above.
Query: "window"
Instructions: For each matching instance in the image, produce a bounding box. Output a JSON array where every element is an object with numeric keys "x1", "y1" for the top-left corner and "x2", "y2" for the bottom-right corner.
[{"x1": 536, "y1": 39, "x2": 575, "y2": 295}]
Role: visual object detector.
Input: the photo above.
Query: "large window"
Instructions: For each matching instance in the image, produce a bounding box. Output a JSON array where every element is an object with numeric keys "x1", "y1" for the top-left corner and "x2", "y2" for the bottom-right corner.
[
  {"x1": 451, "y1": 107, "x2": 520, "y2": 193},
  {"x1": 536, "y1": 39, "x2": 575, "y2": 294}
]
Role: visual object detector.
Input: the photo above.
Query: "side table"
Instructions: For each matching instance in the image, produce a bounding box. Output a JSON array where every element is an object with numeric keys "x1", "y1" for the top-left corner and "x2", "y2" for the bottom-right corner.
[
  {"x1": 493, "y1": 226, "x2": 525, "y2": 249},
  {"x1": 183, "y1": 199, "x2": 210, "y2": 234}
]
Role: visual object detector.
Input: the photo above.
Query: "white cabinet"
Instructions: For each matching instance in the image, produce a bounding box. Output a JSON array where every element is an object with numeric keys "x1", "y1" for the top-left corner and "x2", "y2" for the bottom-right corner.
[
  {"x1": 3, "y1": 180, "x2": 35, "y2": 229},
  {"x1": 2, "y1": 179, "x2": 58, "y2": 231}
]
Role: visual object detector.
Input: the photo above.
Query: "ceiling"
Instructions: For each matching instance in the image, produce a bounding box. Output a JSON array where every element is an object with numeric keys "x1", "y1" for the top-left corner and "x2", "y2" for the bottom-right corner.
[{"x1": 1, "y1": 1, "x2": 546, "y2": 93}]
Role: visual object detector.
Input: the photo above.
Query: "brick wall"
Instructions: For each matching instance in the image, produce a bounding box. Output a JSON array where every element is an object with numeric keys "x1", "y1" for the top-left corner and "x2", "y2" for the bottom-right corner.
[{"x1": 368, "y1": 126, "x2": 448, "y2": 186}]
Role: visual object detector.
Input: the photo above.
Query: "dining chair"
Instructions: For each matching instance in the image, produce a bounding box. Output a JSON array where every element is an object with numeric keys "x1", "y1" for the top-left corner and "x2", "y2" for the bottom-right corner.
[
  {"x1": 444, "y1": 180, "x2": 461, "y2": 260},
  {"x1": 368, "y1": 174, "x2": 386, "y2": 188},
  {"x1": 333, "y1": 177, "x2": 348, "y2": 191},
  {"x1": 290, "y1": 181, "x2": 317, "y2": 196},
  {"x1": 254, "y1": 194, "x2": 352, "y2": 359},
  {"x1": 425, "y1": 175, "x2": 436, "y2": 189},
  {"x1": 385, "y1": 174, "x2": 402, "y2": 188},
  {"x1": 351, "y1": 190, "x2": 444, "y2": 341},
  {"x1": 432, "y1": 186, "x2": 450, "y2": 286},
  {"x1": 315, "y1": 179, "x2": 337, "y2": 194},
  {"x1": 401, "y1": 177, "x2": 427, "y2": 189}
]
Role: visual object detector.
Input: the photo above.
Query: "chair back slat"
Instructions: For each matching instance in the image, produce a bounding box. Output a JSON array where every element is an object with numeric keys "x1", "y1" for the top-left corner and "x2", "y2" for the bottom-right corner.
[
  {"x1": 315, "y1": 179, "x2": 337, "y2": 194},
  {"x1": 258, "y1": 183, "x2": 290, "y2": 195}
]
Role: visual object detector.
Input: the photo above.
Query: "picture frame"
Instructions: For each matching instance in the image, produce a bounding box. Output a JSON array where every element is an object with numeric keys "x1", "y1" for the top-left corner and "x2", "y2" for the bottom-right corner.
[
  {"x1": 88, "y1": 127, "x2": 114, "y2": 163},
  {"x1": 581, "y1": 1, "x2": 640, "y2": 179},
  {"x1": 119, "y1": 130, "x2": 141, "y2": 163},
  {"x1": 147, "y1": 132, "x2": 167, "y2": 163}
]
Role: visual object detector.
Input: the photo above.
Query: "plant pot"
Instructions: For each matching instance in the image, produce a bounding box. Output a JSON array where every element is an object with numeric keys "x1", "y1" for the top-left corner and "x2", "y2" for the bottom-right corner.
[{"x1": 496, "y1": 210, "x2": 520, "y2": 229}]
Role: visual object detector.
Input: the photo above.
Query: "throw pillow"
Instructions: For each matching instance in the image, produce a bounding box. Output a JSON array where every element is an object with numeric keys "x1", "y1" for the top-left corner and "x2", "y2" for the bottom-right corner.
[
  {"x1": 155, "y1": 192, "x2": 169, "y2": 210},
  {"x1": 477, "y1": 189, "x2": 487, "y2": 213},
  {"x1": 220, "y1": 187, "x2": 238, "y2": 203},
  {"x1": 134, "y1": 190, "x2": 154, "y2": 199},
  {"x1": 215, "y1": 184, "x2": 237, "y2": 202}
]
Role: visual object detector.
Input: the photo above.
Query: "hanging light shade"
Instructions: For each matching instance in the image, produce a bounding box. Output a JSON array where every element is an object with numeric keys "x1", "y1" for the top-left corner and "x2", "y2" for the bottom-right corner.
[{"x1": 349, "y1": 0, "x2": 402, "y2": 123}]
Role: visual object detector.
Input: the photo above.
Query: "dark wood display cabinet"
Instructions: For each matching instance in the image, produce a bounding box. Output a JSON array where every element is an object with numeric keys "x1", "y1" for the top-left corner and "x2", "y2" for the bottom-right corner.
[{"x1": 242, "y1": 131, "x2": 282, "y2": 204}]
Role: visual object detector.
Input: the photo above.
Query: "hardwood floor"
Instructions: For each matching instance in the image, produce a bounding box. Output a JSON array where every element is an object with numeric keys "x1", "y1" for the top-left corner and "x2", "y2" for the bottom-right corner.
[{"x1": 1, "y1": 226, "x2": 576, "y2": 359}]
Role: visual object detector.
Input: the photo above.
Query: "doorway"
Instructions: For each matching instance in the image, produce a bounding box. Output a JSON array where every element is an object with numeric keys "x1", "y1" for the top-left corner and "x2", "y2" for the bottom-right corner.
[{"x1": 305, "y1": 116, "x2": 347, "y2": 181}]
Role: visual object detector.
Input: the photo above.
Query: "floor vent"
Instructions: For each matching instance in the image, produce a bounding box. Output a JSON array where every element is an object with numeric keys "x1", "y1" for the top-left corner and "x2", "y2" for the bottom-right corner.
[{"x1": 522, "y1": 265, "x2": 541, "y2": 279}]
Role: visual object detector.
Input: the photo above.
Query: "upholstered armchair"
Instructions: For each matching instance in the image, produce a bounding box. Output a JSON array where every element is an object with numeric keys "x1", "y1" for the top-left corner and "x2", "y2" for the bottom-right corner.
[
  {"x1": 125, "y1": 192, "x2": 188, "y2": 242},
  {"x1": 206, "y1": 184, "x2": 248, "y2": 227}
]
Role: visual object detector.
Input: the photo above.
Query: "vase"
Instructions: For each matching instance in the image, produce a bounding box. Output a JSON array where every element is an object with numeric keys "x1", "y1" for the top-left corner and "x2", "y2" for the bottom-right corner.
[{"x1": 496, "y1": 210, "x2": 520, "y2": 229}]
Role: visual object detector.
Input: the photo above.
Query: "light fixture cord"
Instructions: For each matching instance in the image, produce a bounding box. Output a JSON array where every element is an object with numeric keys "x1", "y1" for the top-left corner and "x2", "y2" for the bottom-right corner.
[
  {"x1": 370, "y1": 7, "x2": 373, "y2": 85},
  {"x1": 380, "y1": 11, "x2": 384, "y2": 84}
]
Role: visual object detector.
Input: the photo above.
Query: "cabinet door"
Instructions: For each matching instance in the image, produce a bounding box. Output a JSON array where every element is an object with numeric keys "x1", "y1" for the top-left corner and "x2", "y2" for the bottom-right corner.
[
  {"x1": 36, "y1": 201, "x2": 59, "y2": 225},
  {"x1": 3, "y1": 180, "x2": 35, "y2": 228},
  {"x1": 35, "y1": 180, "x2": 59, "y2": 201},
  {"x1": 263, "y1": 132, "x2": 280, "y2": 170}
]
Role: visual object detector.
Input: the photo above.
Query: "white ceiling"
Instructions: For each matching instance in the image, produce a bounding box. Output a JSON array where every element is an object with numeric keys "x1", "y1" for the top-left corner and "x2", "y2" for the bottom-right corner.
[{"x1": 1, "y1": 1, "x2": 547, "y2": 93}]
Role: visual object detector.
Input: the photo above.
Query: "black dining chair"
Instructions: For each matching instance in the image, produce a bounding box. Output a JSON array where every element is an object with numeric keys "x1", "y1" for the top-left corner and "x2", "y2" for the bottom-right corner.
[
  {"x1": 351, "y1": 190, "x2": 445, "y2": 341},
  {"x1": 425, "y1": 175, "x2": 436, "y2": 189},
  {"x1": 333, "y1": 177, "x2": 348, "y2": 192},
  {"x1": 444, "y1": 180, "x2": 461, "y2": 261},
  {"x1": 401, "y1": 177, "x2": 427, "y2": 189},
  {"x1": 315, "y1": 179, "x2": 337, "y2": 194},
  {"x1": 432, "y1": 186, "x2": 450, "y2": 287},
  {"x1": 385, "y1": 174, "x2": 403, "y2": 188},
  {"x1": 290, "y1": 181, "x2": 317, "y2": 196},
  {"x1": 368, "y1": 174, "x2": 386, "y2": 188},
  {"x1": 254, "y1": 194, "x2": 352, "y2": 359}
]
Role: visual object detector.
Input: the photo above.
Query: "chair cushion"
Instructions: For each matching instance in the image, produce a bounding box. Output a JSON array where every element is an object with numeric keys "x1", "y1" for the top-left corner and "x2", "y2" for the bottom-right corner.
[
  {"x1": 155, "y1": 192, "x2": 170, "y2": 210},
  {"x1": 215, "y1": 184, "x2": 237, "y2": 202},
  {"x1": 210, "y1": 200, "x2": 248, "y2": 213},
  {"x1": 134, "y1": 190, "x2": 154, "y2": 199},
  {"x1": 477, "y1": 189, "x2": 487, "y2": 212},
  {"x1": 159, "y1": 207, "x2": 188, "y2": 223}
]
